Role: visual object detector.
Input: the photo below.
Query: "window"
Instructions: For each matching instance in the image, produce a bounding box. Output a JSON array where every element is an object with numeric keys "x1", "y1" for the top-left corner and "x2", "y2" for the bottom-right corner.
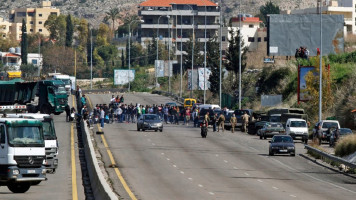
[
  {"x1": 248, "y1": 37, "x2": 255, "y2": 42},
  {"x1": 28, "y1": 12, "x2": 34, "y2": 17},
  {"x1": 39, "y1": 21, "x2": 43, "y2": 24},
  {"x1": 0, "y1": 125, "x2": 5, "y2": 144},
  {"x1": 30, "y1": 29, "x2": 33, "y2": 32},
  {"x1": 17, "y1": 12, "x2": 26, "y2": 17},
  {"x1": 32, "y1": 59, "x2": 38, "y2": 65},
  {"x1": 257, "y1": 37, "x2": 261, "y2": 42},
  {"x1": 39, "y1": 29, "x2": 42, "y2": 32},
  {"x1": 264, "y1": 37, "x2": 268, "y2": 42},
  {"x1": 2, "y1": 34, "x2": 5, "y2": 38},
  {"x1": 249, "y1": 24, "x2": 254, "y2": 28},
  {"x1": 39, "y1": 13, "x2": 42, "y2": 17},
  {"x1": 222, "y1": 36, "x2": 226, "y2": 41},
  {"x1": 30, "y1": 21, "x2": 33, "y2": 24}
]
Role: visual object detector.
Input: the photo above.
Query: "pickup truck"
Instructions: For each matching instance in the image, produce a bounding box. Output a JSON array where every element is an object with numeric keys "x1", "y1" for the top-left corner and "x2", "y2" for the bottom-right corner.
[{"x1": 312, "y1": 120, "x2": 340, "y2": 142}]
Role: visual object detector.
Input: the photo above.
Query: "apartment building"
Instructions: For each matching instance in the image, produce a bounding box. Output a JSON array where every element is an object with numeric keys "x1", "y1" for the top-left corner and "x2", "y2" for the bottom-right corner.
[
  {"x1": 288, "y1": 0, "x2": 355, "y2": 35},
  {"x1": 9, "y1": 1, "x2": 60, "y2": 40},
  {"x1": 138, "y1": 0, "x2": 220, "y2": 55}
]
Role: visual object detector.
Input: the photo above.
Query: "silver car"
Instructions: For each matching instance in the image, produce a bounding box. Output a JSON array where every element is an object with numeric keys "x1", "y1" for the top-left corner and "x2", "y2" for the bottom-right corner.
[{"x1": 137, "y1": 114, "x2": 163, "y2": 132}]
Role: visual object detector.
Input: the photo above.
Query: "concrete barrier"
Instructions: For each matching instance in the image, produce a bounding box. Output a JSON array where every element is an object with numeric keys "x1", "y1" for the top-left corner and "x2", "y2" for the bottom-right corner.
[{"x1": 81, "y1": 120, "x2": 118, "y2": 200}]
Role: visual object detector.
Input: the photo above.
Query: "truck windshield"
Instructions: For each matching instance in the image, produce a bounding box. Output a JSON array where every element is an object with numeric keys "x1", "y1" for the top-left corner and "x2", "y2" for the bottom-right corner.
[
  {"x1": 60, "y1": 79, "x2": 71, "y2": 85},
  {"x1": 290, "y1": 121, "x2": 307, "y2": 127},
  {"x1": 43, "y1": 121, "x2": 56, "y2": 140},
  {"x1": 7, "y1": 126, "x2": 44, "y2": 147},
  {"x1": 55, "y1": 86, "x2": 67, "y2": 94}
]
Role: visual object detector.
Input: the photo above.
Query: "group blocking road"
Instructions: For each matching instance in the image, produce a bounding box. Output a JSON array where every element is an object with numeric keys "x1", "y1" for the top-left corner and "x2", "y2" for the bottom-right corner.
[
  {"x1": 89, "y1": 93, "x2": 356, "y2": 200},
  {"x1": 0, "y1": 96, "x2": 85, "y2": 200}
]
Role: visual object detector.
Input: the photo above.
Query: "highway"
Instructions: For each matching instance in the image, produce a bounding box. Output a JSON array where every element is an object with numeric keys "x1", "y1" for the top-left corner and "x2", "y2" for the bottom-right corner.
[
  {"x1": 0, "y1": 96, "x2": 85, "y2": 200},
  {"x1": 88, "y1": 93, "x2": 356, "y2": 200}
]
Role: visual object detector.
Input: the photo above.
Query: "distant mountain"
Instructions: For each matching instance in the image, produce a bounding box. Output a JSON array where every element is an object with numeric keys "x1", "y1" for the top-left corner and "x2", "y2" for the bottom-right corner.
[{"x1": 0, "y1": 0, "x2": 316, "y2": 27}]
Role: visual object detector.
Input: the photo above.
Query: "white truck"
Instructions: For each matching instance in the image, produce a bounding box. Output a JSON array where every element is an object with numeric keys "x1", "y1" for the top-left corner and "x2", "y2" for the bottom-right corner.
[
  {"x1": 285, "y1": 118, "x2": 309, "y2": 144},
  {"x1": 0, "y1": 117, "x2": 46, "y2": 193},
  {"x1": 7, "y1": 113, "x2": 58, "y2": 173},
  {"x1": 52, "y1": 74, "x2": 71, "y2": 96}
]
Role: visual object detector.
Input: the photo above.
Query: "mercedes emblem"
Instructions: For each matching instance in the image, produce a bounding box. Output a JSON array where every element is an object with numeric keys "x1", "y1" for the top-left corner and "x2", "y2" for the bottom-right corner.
[{"x1": 28, "y1": 156, "x2": 34, "y2": 165}]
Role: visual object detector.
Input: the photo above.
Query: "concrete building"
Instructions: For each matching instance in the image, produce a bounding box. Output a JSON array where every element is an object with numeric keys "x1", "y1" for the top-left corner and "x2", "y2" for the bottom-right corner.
[
  {"x1": 138, "y1": 0, "x2": 220, "y2": 55},
  {"x1": 288, "y1": 0, "x2": 355, "y2": 35},
  {"x1": 9, "y1": 0, "x2": 60, "y2": 40}
]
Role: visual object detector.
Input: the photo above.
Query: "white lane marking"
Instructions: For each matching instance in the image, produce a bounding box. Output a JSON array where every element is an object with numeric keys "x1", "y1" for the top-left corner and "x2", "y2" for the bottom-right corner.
[
  {"x1": 198, "y1": 184, "x2": 203, "y2": 188},
  {"x1": 215, "y1": 154, "x2": 219, "y2": 157},
  {"x1": 209, "y1": 192, "x2": 215, "y2": 195},
  {"x1": 161, "y1": 153, "x2": 165, "y2": 155},
  {"x1": 244, "y1": 172, "x2": 250, "y2": 176},
  {"x1": 180, "y1": 171, "x2": 185, "y2": 174},
  {"x1": 166, "y1": 158, "x2": 170, "y2": 161},
  {"x1": 271, "y1": 158, "x2": 356, "y2": 194},
  {"x1": 290, "y1": 195, "x2": 297, "y2": 198},
  {"x1": 257, "y1": 179, "x2": 263, "y2": 183},
  {"x1": 224, "y1": 160, "x2": 228, "y2": 163},
  {"x1": 249, "y1": 146, "x2": 258, "y2": 151},
  {"x1": 233, "y1": 167, "x2": 239, "y2": 170},
  {"x1": 272, "y1": 186, "x2": 279, "y2": 190},
  {"x1": 173, "y1": 165, "x2": 177, "y2": 168},
  {"x1": 188, "y1": 178, "x2": 193, "y2": 181}
]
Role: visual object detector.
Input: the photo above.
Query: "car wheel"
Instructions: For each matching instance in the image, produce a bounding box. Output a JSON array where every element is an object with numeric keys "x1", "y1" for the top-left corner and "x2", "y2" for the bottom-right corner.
[
  {"x1": 291, "y1": 153, "x2": 296, "y2": 157},
  {"x1": 260, "y1": 135, "x2": 262, "y2": 139},
  {"x1": 7, "y1": 182, "x2": 31, "y2": 193},
  {"x1": 155, "y1": 130, "x2": 158, "y2": 132},
  {"x1": 142, "y1": 129, "x2": 146, "y2": 132},
  {"x1": 304, "y1": 139, "x2": 308, "y2": 144},
  {"x1": 269, "y1": 151, "x2": 273, "y2": 156},
  {"x1": 264, "y1": 136, "x2": 267, "y2": 139},
  {"x1": 137, "y1": 126, "x2": 140, "y2": 131},
  {"x1": 159, "y1": 129, "x2": 163, "y2": 132}
]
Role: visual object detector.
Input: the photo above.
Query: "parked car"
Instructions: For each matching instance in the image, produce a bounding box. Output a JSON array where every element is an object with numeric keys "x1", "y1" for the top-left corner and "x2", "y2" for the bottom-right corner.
[
  {"x1": 198, "y1": 108, "x2": 222, "y2": 125},
  {"x1": 256, "y1": 121, "x2": 269, "y2": 136},
  {"x1": 285, "y1": 118, "x2": 308, "y2": 144},
  {"x1": 312, "y1": 120, "x2": 340, "y2": 142},
  {"x1": 259, "y1": 122, "x2": 285, "y2": 139},
  {"x1": 137, "y1": 114, "x2": 163, "y2": 132},
  {"x1": 269, "y1": 135, "x2": 295, "y2": 156}
]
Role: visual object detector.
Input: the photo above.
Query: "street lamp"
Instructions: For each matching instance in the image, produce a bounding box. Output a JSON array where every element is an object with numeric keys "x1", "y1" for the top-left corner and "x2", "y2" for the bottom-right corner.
[
  {"x1": 128, "y1": 19, "x2": 144, "y2": 92},
  {"x1": 219, "y1": 0, "x2": 222, "y2": 107},
  {"x1": 185, "y1": 4, "x2": 195, "y2": 98},
  {"x1": 203, "y1": 2, "x2": 207, "y2": 104},
  {"x1": 156, "y1": 15, "x2": 170, "y2": 88},
  {"x1": 238, "y1": 0, "x2": 242, "y2": 110},
  {"x1": 319, "y1": 0, "x2": 323, "y2": 121},
  {"x1": 90, "y1": 28, "x2": 93, "y2": 90}
]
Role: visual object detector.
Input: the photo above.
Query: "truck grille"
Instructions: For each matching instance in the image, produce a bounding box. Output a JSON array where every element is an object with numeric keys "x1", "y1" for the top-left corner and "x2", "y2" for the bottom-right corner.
[
  {"x1": 14, "y1": 156, "x2": 44, "y2": 168},
  {"x1": 58, "y1": 98, "x2": 67, "y2": 105}
]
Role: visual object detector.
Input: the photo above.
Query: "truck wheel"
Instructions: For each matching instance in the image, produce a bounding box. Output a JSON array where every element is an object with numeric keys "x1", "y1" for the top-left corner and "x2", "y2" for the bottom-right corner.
[
  {"x1": 31, "y1": 181, "x2": 41, "y2": 185},
  {"x1": 54, "y1": 112, "x2": 61, "y2": 115},
  {"x1": 40, "y1": 105, "x2": 51, "y2": 114},
  {"x1": 8, "y1": 182, "x2": 31, "y2": 193}
]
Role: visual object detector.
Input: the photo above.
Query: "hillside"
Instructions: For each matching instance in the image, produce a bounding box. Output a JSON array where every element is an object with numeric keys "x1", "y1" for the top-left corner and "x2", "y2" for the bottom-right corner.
[{"x1": 0, "y1": 0, "x2": 316, "y2": 27}]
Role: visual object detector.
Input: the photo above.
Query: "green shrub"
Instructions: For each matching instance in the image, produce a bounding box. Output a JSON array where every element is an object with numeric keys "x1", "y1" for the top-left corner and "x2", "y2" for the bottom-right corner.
[{"x1": 335, "y1": 134, "x2": 356, "y2": 157}]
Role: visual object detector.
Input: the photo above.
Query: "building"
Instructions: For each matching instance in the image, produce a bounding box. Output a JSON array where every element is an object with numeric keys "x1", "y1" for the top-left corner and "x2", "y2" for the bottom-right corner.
[
  {"x1": 0, "y1": 48, "x2": 43, "y2": 71},
  {"x1": 9, "y1": 0, "x2": 60, "y2": 40},
  {"x1": 288, "y1": 0, "x2": 355, "y2": 35},
  {"x1": 138, "y1": 0, "x2": 220, "y2": 56},
  {"x1": 0, "y1": 17, "x2": 13, "y2": 39}
]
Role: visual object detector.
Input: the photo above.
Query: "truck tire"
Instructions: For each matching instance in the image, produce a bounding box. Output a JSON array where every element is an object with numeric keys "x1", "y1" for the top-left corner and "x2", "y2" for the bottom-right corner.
[
  {"x1": 54, "y1": 112, "x2": 61, "y2": 115},
  {"x1": 7, "y1": 182, "x2": 31, "y2": 193}
]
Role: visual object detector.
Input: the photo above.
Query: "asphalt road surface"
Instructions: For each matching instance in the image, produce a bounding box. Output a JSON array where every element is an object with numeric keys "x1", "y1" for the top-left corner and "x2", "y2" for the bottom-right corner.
[
  {"x1": 0, "y1": 95, "x2": 85, "y2": 200},
  {"x1": 88, "y1": 92, "x2": 356, "y2": 200}
]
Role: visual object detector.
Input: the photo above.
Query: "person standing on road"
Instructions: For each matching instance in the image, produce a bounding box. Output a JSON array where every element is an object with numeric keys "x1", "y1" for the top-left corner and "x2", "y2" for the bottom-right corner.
[
  {"x1": 242, "y1": 111, "x2": 249, "y2": 133},
  {"x1": 164, "y1": 106, "x2": 169, "y2": 124},
  {"x1": 185, "y1": 108, "x2": 191, "y2": 126},
  {"x1": 230, "y1": 114, "x2": 237, "y2": 133},
  {"x1": 100, "y1": 107, "x2": 105, "y2": 129},
  {"x1": 65, "y1": 104, "x2": 70, "y2": 122},
  {"x1": 217, "y1": 113, "x2": 225, "y2": 132},
  {"x1": 212, "y1": 113, "x2": 217, "y2": 132}
]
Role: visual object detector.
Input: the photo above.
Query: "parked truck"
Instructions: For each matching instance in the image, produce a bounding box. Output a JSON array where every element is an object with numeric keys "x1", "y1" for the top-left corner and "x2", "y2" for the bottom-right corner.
[
  {"x1": 51, "y1": 74, "x2": 71, "y2": 96},
  {"x1": 0, "y1": 79, "x2": 68, "y2": 115},
  {"x1": 0, "y1": 116, "x2": 46, "y2": 193}
]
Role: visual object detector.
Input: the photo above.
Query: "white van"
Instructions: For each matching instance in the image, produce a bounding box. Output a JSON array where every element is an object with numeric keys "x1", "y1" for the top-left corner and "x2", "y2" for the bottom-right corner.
[
  {"x1": 285, "y1": 118, "x2": 308, "y2": 144},
  {"x1": 198, "y1": 104, "x2": 221, "y2": 110}
]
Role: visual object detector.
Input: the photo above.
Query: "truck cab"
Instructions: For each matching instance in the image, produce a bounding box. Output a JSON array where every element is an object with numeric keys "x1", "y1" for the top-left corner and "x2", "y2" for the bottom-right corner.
[
  {"x1": 6, "y1": 113, "x2": 58, "y2": 173},
  {"x1": 0, "y1": 118, "x2": 46, "y2": 193},
  {"x1": 52, "y1": 74, "x2": 71, "y2": 96},
  {"x1": 37, "y1": 80, "x2": 68, "y2": 114}
]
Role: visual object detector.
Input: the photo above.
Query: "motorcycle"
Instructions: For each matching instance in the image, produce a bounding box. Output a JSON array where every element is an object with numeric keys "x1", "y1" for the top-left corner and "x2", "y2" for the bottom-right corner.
[{"x1": 200, "y1": 122, "x2": 208, "y2": 138}]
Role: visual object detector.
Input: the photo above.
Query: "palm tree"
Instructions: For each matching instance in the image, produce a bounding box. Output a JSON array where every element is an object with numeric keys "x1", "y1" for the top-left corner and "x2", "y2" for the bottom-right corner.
[{"x1": 105, "y1": 8, "x2": 120, "y2": 37}]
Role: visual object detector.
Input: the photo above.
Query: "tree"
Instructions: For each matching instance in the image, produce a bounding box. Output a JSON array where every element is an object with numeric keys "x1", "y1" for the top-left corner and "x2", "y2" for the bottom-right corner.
[
  {"x1": 21, "y1": 64, "x2": 38, "y2": 79},
  {"x1": 183, "y1": 36, "x2": 203, "y2": 70},
  {"x1": 104, "y1": 8, "x2": 120, "y2": 37},
  {"x1": 96, "y1": 23, "x2": 110, "y2": 46},
  {"x1": 96, "y1": 45, "x2": 118, "y2": 66},
  {"x1": 21, "y1": 19, "x2": 28, "y2": 65},
  {"x1": 44, "y1": 14, "x2": 67, "y2": 45},
  {"x1": 257, "y1": 0, "x2": 280, "y2": 24},
  {"x1": 42, "y1": 45, "x2": 74, "y2": 74},
  {"x1": 65, "y1": 14, "x2": 74, "y2": 47},
  {"x1": 225, "y1": 28, "x2": 248, "y2": 84},
  {"x1": 207, "y1": 37, "x2": 221, "y2": 96}
]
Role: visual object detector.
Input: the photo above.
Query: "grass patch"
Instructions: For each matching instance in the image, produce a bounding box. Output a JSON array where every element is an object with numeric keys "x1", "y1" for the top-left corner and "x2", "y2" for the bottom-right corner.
[
  {"x1": 335, "y1": 134, "x2": 356, "y2": 157},
  {"x1": 330, "y1": 63, "x2": 356, "y2": 84}
]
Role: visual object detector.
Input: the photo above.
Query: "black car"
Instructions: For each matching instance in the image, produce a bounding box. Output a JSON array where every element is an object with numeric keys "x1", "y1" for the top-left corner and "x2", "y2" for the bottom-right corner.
[
  {"x1": 137, "y1": 114, "x2": 163, "y2": 132},
  {"x1": 269, "y1": 135, "x2": 295, "y2": 156}
]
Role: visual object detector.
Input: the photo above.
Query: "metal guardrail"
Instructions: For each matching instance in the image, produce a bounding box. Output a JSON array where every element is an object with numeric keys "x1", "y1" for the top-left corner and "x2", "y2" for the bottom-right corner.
[{"x1": 305, "y1": 145, "x2": 356, "y2": 169}]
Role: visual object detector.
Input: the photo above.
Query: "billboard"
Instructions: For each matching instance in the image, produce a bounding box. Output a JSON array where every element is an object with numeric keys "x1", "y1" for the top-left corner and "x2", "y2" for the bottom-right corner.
[
  {"x1": 155, "y1": 60, "x2": 175, "y2": 77},
  {"x1": 268, "y1": 14, "x2": 344, "y2": 56},
  {"x1": 114, "y1": 69, "x2": 135, "y2": 85},
  {"x1": 261, "y1": 95, "x2": 282, "y2": 107},
  {"x1": 187, "y1": 69, "x2": 198, "y2": 90},
  {"x1": 198, "y1": 68, "x2": 211, "y2": 90}
]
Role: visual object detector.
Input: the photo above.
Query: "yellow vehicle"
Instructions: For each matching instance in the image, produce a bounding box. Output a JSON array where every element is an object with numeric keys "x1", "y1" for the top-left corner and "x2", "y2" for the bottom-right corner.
[{"x1": 184, "y1": 98, "x2": 197, "y2": 108}]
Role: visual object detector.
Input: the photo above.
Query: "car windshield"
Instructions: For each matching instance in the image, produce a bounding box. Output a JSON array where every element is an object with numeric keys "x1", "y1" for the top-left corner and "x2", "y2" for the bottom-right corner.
[
  {"x1": 270, "y1": 116, "x2": 281, "y2": 122},
  {"x1": 340, "y1": 128, "x2": 352, "y2": 135},
  {"x1": 144, "y1": 115, "x2": 159, "y2": 120},
  {"x1": 43, "y1": 121, "x2": 56, "y2": 140},
  {"x1": 185, "y1": 100, "x2": 191, "y2": 105},
  {"x1": 55, "y1": 86, "x2": 67, "y2": 94},
  {"x1": 234, "y1": 110, "x2": 245, "y2": 115},
  {"x1": 290, "y1": 121, "x2": 307, "y2": 127},
  {"x1": 8, "y1": 126, "x2": 44, "y2": 147},
  {"x1": 199, "y1": 109, "x2": 213, "y2": 116},
  {"x1": 322, "y1": 122, "x2": 338, "y2": 129},
  {"x1": 273, "y1": 136, "x2": 293, "y2": 143},
  {"x1": 267, "y1": 123, "x2": 283, "y2": 128}
]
